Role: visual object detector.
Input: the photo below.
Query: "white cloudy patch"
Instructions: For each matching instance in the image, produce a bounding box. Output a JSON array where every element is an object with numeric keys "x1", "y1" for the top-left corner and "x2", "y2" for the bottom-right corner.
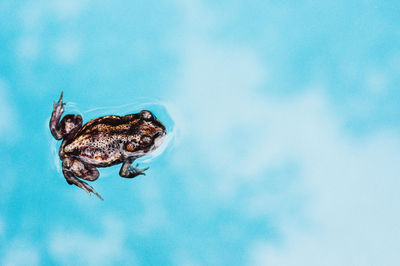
[
  {"x1": 2, "y1": 240, "x2": 40, "y2": 266},
  {"x1": 242, "y1": 95, "x2": 400, "y2": 265},
  {"x1": 170, "y1": 0, "x2": 272, "y2": 201},
  {"x1": 130, "y1": 178, "x2": 171, "y2": 236},
  {"x1": 173, "y1": 39, "x2": 400, "y2": 263},
  {"x1": 51, "y1": 0, "x2": 89, "y2": 20},
  {"x1": 16, "y1": 36, "x2": 40, "y2": 60},
  {"x1": 49, "y1": 215, "x2": 135, "y2": 265},
  {"x1": 173, "y1": 251, "x2": 202, "y2": 266},
  {"x1": 175, "y1": 0, "x2": 219, "y2": 36},
  {"x1": 53, "y1": 36, "x2": 81, "y2": 64},
  {"x1": 248, "y1": 126, "x2": 400, "y2": 266},
  {"x1": 18, "y1": 1, "x2": 44, "y2": 31},
  {"x1": 171, "y1": 37, "x2": 277, "y2": 202},
  {"x1": 174, "y1": 42, "x2": 400, "y2": 262},
  {"x1": 170, "y1": 1, "x2": 400, "y2": 264},
  {"x1": 243, "y1": 93, "x2": 400, "y2": 266},
  {"x1": 16, "y1": 0, "x2": 88, "y2": 62}
]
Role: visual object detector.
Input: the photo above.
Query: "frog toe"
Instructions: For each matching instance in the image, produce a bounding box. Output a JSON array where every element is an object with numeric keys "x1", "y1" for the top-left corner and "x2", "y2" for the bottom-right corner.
[
  {"x1": 129, "y1": 165, "x2": 149, "y2": 176},
  {"x1": 53, "y1": 92, "x2": 66, "y2": 113},
  {"x1": 81, "y1": 182, "x2": 103, "y2": 200},
  {"x1": 49, "y1": 92, "x2": 68, "y2": 140},
  {"x1": 119, "y1": 160, "x2": 149, "y2": 178}
]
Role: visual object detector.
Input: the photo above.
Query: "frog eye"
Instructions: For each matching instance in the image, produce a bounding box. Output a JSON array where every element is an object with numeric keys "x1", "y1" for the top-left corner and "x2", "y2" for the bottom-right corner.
[
  {"x1": 125, "y1": 142, "x2": 137, "y2": 152},
  {"x1": 140, "y1": 135, "x2": 152, "y2": 146},
  {"x1": 140, "y1": 110, "x2": 153, "y2": 121}
]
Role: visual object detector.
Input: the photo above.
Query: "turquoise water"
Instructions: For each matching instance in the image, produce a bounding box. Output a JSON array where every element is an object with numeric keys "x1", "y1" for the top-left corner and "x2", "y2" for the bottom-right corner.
[{"x1": 1, "y1": 0, "x2": 400, "y2": 265}]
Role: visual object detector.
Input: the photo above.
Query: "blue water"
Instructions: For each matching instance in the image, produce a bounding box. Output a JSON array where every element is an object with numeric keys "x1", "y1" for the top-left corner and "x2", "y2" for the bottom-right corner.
[{"x1": 1, "y1": 0, "x2": 400, "y2": 265}]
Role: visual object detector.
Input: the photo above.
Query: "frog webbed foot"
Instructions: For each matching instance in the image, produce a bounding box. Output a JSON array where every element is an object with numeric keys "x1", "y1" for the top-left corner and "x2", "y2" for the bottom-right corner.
[
  {"x1": 62, "y1": 158, "x2": 103, "y2": 200},
  {"x1": 119, "y1": 160, "x2": 149, "y2": 178},
  {"x1": 63, "y1": 169, "x2": 103, "y2": 200},
  {"x1": 53, "y1": 92, "x2": 66, "y2": 115},
  {"x1": 49, "y1": 92, "x2": 66, "y2": 140},
  {"x1": 49, "y1": 92, "x2": 82, "y2": 140},
  {"x1": 130, "y1": 164, "x2": 149, "y2": 176}
]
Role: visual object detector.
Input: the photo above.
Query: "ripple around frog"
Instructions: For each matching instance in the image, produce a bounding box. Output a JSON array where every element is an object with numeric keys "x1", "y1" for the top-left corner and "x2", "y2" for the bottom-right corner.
[{"x1": 48, "y1": 97, "x2": 177, "y2": 173}]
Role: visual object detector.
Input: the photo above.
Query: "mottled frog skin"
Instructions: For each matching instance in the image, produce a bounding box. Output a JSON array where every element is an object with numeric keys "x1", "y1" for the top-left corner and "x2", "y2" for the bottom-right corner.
[{"x1": 49, "y1": 93, "x2": 166, "y2": 200}]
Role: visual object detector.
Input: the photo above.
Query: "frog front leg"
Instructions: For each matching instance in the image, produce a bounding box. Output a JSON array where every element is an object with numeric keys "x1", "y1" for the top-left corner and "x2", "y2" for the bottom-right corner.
[
  {"x1": 119, "y1": 159, "x2": 149, "y2": 178},
  {"x1": 62, "y1": 158, "x2": 103, "y2": 200},
  {"x1": 49, "y1": 92, "x2": 82, "y2": 140}
]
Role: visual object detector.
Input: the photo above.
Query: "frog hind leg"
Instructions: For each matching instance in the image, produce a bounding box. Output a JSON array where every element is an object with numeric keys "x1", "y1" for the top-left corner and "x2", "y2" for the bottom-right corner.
[
  {"x1": 119, "y1": 159, "x2": 149, "y2": 178},
  {"x1": 49, "y1": 92, "x2": 82, "y2": 140},
  {"x1": 62, "y1": 158, "x2": 103, "y2": 200}
]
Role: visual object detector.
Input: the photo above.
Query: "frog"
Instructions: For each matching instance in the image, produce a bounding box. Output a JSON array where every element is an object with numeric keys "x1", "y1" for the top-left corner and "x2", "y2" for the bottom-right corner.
[{"x1": 49, "y1": 92, "x2": 166, "y2": 200}]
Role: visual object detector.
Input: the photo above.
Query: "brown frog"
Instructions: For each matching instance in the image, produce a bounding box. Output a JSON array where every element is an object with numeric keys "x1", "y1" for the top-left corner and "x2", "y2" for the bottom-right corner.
[{"x1": 49, "y1": 93, "x2": 166, "y2": 200}]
